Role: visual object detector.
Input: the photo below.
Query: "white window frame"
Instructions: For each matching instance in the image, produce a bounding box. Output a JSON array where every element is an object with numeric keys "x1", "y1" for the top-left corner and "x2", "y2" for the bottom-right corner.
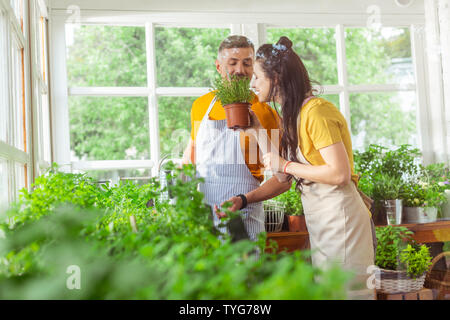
[
  {"x1": 49, "y1": 8, "x2": 436, "y2": 180},
  {"x1": 0, "y1": 0, "x2": 32, "y2": 204}
]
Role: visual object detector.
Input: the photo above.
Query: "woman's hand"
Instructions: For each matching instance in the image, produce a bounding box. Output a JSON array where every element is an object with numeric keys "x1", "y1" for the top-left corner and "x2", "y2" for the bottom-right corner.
[
  {"x1": 236, "y1": 110, "x2": 263, "y2": 135},
  {"x1": 263, "y1": 152, "x2": 288, "y2": 173}
]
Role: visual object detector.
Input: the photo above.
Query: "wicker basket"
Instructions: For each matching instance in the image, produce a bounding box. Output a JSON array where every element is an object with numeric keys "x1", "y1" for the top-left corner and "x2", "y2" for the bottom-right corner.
[
  {"x1": 376, "y1": 268, "x2": 426, "y2": 294},
  {"x1": 264, "y1": 200, "x2": 285, "y2": 233},
  {"x1": 424, "y1": 251, "x2": 450, "y2": 300}
]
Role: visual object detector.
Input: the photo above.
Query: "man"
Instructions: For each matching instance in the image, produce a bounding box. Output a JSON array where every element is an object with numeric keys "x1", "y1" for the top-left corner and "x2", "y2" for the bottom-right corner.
[{"x1": 182, "y1": 35, "x2": 291, "y2": 240}]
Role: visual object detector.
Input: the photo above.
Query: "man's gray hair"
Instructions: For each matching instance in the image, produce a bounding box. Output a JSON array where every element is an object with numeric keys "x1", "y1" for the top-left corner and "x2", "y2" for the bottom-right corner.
[{"x1": 218, "y1": 35, "x2": 254, "y2": 55}]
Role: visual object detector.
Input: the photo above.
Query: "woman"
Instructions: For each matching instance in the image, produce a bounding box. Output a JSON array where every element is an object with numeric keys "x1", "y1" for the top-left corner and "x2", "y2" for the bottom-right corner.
[{"x1": 249, "y1": 36, "x2": 376, "y2": 283}]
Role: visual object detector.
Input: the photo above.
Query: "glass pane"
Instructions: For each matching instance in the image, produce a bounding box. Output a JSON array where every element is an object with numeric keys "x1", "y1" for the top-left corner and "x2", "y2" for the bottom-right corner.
[
  {"x1": 266, "y1": 28, "x2": 338, "y2": 85},
  {"x1": 14, "y1": 162, "x2": 25, "y2": 199},
  {"x1": 73, "y1": 169, "x2": 152, "y2": 186},
  {"x1": 0, "y1": 158, "x2": 8, "y2": 209},
  {"x1": 155, "y1": 27, "x2": 230, "y2": 87},
  {"x1": 41, "y1": 93, "x2": 51, "y2": 162},
  {"x1": 158, "y1": 96, "x2": 195, "y2": 158},
  {"x1": 66, "y1": 25, "x2": 147, "y2": 87},
  {"x1": 319, "y1": 94, "x2": 340, "y2": 110},
  {"x1": 68, "y1": 96, "x2": 150, "y2": 161},
  {"x1": 350, "y1": 92, "x2": 417, "y2": 151},
  {"x1": 346, "y1": 27, "x2": 414, "y2": 85},
  {"x1": 12, "y1": 45, "x2": 24, "y2": 151},
  {"x1": 0, "y1": 13, "x2": 8, "y2": 143}
]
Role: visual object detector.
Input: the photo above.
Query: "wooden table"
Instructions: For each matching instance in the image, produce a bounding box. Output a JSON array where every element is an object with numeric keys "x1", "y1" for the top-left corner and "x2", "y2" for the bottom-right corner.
[{"x1": 266, "y1": 220, "x2": 450, "y2": 253}]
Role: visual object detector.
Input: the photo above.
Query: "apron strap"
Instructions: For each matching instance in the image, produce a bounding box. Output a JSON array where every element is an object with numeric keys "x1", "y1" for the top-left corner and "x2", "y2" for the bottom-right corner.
[{"x1": 201, "y1": 96, "x2": 218, "y2": 122}]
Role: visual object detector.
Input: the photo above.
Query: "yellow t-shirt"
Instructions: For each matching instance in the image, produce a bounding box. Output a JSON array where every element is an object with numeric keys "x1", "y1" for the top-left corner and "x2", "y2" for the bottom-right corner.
[
  {"x1": 191, "y1": 92, "x2": 280, "y2": 182},
  {"x1": 297, "y1": 97, "x2": 359, "y2": 186}
]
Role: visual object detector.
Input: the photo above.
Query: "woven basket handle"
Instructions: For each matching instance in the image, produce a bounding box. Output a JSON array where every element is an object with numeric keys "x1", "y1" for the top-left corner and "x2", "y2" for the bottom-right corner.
[
  {"x1": 427, "y1": 251, "x2": 450, "y2": 287},
  {"x1": 429, "y1": 251, "x2": 450, "y2": 271}
]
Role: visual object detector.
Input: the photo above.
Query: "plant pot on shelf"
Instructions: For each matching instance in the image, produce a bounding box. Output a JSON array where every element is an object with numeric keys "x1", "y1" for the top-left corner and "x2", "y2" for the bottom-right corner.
[
  {"x1": 402, "y1": 206, "x2": 438, "y2": 224},
  {"x1": 375, "y1": 268, "x2": 427, "y2": 294},
  {"x1": 223, "y1": 103, "x2": 251, "y2": 129},
  {"x1": 381, "y1": 199, "x2": 403, "y2": 225},
  {"x1": 288, "y1": 215, "x2": 307, "y2": 232}
]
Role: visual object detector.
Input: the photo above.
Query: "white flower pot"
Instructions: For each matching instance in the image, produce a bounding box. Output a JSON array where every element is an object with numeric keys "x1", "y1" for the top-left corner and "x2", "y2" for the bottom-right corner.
[{"x1": 403, "y1": 207, "x2": 438, "y2": 224}]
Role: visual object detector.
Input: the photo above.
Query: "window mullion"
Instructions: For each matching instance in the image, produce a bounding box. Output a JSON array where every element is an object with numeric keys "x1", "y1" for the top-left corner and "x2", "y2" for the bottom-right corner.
[
  {"x1": 336, "y1": 24, "x2": 351, "y2": 128},
  {"x1": 48, "y1": 16, "x2": 71, "y2": 172},
  {"x1": 145, "y1": 22, "x2": 160, "y2": 177}
]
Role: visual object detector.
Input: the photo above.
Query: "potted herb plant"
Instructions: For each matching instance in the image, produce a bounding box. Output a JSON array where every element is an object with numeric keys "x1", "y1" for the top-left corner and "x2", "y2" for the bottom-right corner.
[
  {"x1": 371, "y1": 173, "x2": 404, "y2": 225},
  {"x1": 354, "y1": 144, "x2": 421, "y2": 226},
  {"x1": 421, "y1": 163, "x2": 450, "y2": 219},
  {"x1": 400, "y1": 181, "x2": 446, "y2": 224},
  {"x1": 211, "y1": 75, "x2": 253, "y2": 129},
  {"x1": 271, "y1": 184, "x2": 306, "y2": 232},
  {"x1": 374, "y1": 225, "x2": 432, "y2": 294}
]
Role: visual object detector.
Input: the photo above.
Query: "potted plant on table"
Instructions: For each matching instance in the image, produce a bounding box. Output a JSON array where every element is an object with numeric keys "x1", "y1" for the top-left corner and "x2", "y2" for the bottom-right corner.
[
  {"x1": 270, "y1": 184, "x2": 306, "y2": 232},
  {"x1": 354, "y1": 144, "x2": 421, "y2": 225},
  {"x1": 375, "y1": 225, "x2": 432, "y2": 294},
  {"x1": 420, "y1": 163, "x2": 450, "y2": 219},
  {"x1": 400, "y1": 181, "x2": 446, "y2": 224},
  {"x1": 371, "y1": 173, "x2": 404, "y2": 225},
  {"x1": 211, "y1": 75, "x2": 253, "y2": 129}
]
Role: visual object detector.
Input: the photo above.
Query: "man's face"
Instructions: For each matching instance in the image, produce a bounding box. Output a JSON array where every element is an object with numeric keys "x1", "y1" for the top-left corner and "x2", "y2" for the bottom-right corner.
[{"x1": 215, "y1": 47, "x2": 254, "y2": 80}]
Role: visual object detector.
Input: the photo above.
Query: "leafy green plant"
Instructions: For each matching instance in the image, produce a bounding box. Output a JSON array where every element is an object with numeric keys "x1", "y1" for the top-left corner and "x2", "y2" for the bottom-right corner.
[
  {"x1": 375, "y1": 225, "x2": 432, "y2": 278},
  {"x1": 400, "y1": 244, "x2": 432, "y2": 278},
  {"x1": 371, "y1": 173, "x2": 404, "y2": 201},
  {"x1": 399, "y1": 181, "x2": 447, "y2": 209},
  {"x1": 354, "y1": 144, "x2": 421, "y2": 197},
  {"x1": 211, "y1": 75, "x2": 253, "y2": 106},
  {"x1": 420, "y1": 162, "x2": 450, "y2": 192},
  {"x1": 271, "y1": 183, "x2": 303, "y2": 215},
  {"x1": 0, "y1": 162, "x2": 353, "y2": 299},
  {"x1": 375, "y1": 225, "x2": 413, "y2": 271}
]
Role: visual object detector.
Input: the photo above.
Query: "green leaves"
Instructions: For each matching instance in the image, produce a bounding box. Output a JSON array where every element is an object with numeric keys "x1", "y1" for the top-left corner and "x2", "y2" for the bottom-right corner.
[
  {"x1": 271, "y1": 183, "x2": 303, "y2": 216},
  {"x1": 211, "y1": 75, "x2": 253, "y2": 106},
  {"x1": 375, "y1": 225, "x2": 413, "y2": 270},
  {"x1": 371, "y1": 173, "x2": 404, "y2": 201},
  {"x1": 0, "y1": 163, "x2": 351, "y2": 299},
  {"x1": 375, "y1": 225, "x2": 433, "y2": 278},
  {"x1": 400, "y1": 244, "x2": 432, "y2": 278}
]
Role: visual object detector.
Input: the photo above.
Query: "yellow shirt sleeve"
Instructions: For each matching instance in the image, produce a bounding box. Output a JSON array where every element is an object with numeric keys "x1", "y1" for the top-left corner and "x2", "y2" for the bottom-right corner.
[{"x1": 305, "y1": 104, "x2": 344, "y2": 150}]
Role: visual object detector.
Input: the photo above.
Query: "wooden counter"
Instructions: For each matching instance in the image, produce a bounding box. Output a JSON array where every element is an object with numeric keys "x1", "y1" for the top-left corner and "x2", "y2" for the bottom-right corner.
[{"x1": 266, "y1": 219, "x2": 450, "y2": 253}]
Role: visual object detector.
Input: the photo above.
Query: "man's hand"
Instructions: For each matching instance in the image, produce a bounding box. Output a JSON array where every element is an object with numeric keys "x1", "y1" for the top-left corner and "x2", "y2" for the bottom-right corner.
[{"x1": 214, "y1": 196, "x2": 244, "y2": 219}]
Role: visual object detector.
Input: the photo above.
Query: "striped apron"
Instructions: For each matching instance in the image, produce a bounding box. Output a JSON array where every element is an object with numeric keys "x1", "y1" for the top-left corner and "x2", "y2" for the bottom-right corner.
[{"x1": 195, "y1": 96, "x2": 265, "y2": 241}]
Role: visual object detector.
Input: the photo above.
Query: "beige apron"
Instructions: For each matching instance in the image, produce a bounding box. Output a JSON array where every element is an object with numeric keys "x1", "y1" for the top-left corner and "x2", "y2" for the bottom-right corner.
[{"x1": 296, "y1": 144, "x2": 375, "y2": 288}]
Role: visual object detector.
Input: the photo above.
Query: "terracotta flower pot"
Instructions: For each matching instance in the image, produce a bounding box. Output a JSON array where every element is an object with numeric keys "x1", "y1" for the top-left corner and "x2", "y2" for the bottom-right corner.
[
  {"x1": 288, "y1": 215, "x2": 307, "y2": 232},
  {"x1": 223, "y1": 103, "x2": 251, "y2": 129}
]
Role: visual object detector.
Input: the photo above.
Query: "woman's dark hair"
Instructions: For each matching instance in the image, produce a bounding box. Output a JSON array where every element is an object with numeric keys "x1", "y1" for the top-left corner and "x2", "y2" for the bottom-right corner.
[{"x1": 256, "y1": 36, "x2": 316, "y2": 190}]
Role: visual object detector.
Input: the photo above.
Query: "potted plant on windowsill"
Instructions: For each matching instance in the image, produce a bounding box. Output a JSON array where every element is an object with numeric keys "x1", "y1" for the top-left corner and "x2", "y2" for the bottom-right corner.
[
  {"x1": 400, "y1": 181, "x2": 446, "y2": 224},
  {"x1": 374, "y1": 225, "x2": 432, "y2": 294},
  {"x1": 211, "y1": 75, "x2": 253, "y2": 129},
  {"x1": 371, "y1": 173, "x2": 404, "y2": 225}
]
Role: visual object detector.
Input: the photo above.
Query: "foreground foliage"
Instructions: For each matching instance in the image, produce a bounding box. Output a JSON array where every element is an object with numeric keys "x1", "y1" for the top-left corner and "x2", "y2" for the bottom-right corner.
[{"x1": 0, "y1": 164, "x2": 351, "y2": 299}]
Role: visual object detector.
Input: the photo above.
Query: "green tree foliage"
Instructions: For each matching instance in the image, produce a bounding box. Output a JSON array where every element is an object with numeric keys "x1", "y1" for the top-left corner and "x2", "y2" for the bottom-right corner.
[{"x1": 66, "y1": 25, "x2": 417, "y2": 168}]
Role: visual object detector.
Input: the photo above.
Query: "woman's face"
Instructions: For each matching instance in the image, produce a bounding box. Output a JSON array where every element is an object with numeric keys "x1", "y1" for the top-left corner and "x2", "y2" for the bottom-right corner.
[{"x1": 251, "y1": 61, "x2": 273, "y2": 103}]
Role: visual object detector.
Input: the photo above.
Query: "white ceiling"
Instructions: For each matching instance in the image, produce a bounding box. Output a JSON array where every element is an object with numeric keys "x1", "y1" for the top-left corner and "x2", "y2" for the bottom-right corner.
[{"x1": 48, "y1": 0, "x2": 425, "y2": 15}]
